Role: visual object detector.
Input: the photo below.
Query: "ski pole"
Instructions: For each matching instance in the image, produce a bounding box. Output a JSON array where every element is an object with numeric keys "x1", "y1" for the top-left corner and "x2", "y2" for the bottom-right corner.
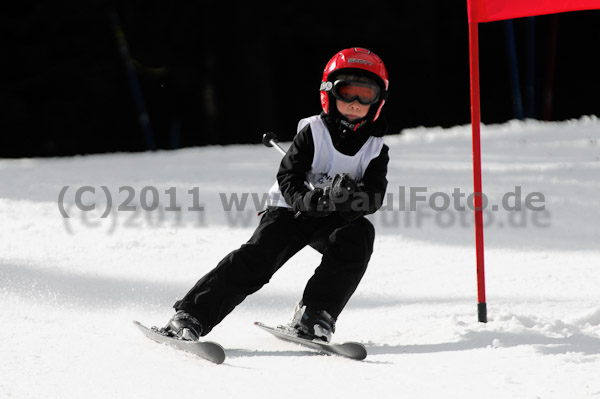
[
  {"x1": 262, "y1": 132, "x2": 315, "y2": 190},
  {"x1": 263, "y1": 132, "x2": 321, "y2": 218},
  {"x1": 263, "y1": 132, "x2": 289, "y2": 158}
]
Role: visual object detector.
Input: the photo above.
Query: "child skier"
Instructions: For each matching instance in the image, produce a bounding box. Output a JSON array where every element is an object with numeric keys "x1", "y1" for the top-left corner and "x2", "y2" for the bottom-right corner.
[{"x1": 161, "y1": 47, "x2": 390, "y2": 343}]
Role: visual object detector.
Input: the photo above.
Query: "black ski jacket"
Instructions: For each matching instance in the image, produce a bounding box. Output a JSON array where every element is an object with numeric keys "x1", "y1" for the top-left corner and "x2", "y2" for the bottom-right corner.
[{"x1": 277, "y1": 113, "x2": 389, "y2": 215}]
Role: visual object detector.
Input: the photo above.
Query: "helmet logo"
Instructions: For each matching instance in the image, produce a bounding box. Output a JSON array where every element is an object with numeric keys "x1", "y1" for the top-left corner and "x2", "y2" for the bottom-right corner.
[
  {"x1": 348, "y1": 58, "x2": 373, "y2": 67},
  {"x1": 320, "y1": 81, "x2": 333, "y2": 91}
]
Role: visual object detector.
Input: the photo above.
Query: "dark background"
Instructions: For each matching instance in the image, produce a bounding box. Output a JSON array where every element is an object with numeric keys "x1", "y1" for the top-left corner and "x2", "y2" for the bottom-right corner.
[{"x1": 2, "y1": 2, "x2": 599, "y2": 158}]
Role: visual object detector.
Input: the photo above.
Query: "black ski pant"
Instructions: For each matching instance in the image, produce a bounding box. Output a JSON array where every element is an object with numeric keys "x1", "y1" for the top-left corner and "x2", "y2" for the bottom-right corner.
[{"x1": 173, "y1": 207, "x2": 375, "y2": 335}]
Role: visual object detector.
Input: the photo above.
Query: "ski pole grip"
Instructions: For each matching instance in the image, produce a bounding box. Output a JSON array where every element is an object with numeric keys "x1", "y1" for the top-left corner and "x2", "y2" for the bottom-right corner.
[
  {"x1": 262, "y1": 132, "x2": 277, "y2": 147},
  {"x1": 262, "y1": 132, "x2": 287, "y2": 157}
]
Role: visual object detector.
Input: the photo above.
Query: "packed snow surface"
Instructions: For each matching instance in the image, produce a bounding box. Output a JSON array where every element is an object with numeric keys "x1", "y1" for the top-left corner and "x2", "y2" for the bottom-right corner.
[{"x1": 1, "y1": 116, "x2": 599, "y2": 398}]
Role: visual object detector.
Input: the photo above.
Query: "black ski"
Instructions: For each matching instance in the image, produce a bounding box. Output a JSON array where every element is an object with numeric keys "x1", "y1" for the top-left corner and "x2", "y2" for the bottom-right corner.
[
  {"x1": 254, "y1": 322, "x2": 367, "y2": 360},
  {"x1": 133, "y1": 320, "x2": 226, "y2": 364}
]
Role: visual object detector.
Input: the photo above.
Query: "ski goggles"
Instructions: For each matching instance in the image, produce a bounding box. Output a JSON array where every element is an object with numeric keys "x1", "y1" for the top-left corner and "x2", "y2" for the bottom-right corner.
[{"x1": 326, "y1": 80, "x2": 381, "y2": 105}]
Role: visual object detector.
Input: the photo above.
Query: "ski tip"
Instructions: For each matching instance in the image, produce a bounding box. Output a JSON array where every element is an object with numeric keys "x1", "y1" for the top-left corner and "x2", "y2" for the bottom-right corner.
[
  {"x1": 133, "y1": 320, "x2": 148, "y2": 329},
  {"x1": 215, "y1": 351, "x2": 227, "y2": 365},
  {"x1": 354, "y1": 346, "x2": 368, "y2": 361},
  {"x1": 133, "y1": 320, "x2": 153, "y2": 329}
]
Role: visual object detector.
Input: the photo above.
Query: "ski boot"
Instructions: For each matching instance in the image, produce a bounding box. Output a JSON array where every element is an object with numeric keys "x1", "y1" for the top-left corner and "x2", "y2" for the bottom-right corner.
[
  {"x1": 159, "y1": 310, "x2": 204, "y2": 341},
  {"x1": 288, "y1": 302, "x2": 336, "y2": 343}
]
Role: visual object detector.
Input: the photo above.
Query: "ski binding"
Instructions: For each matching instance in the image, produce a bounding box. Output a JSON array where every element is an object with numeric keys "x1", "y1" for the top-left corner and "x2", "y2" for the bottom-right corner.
[{"x1": 133, "y1": 320, "x2": 226, "y2": 364}]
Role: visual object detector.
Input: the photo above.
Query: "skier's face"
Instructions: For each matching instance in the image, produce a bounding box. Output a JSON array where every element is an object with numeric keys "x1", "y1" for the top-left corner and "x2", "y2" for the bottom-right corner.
[{"x1": 335, "y1": 99, "x2": 370, "y2": 123}]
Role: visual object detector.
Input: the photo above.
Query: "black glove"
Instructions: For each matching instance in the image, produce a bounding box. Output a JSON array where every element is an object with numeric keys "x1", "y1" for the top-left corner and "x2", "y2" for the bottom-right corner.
[
  {"x1": 330, "y1": 173, "x2": 361, "y2": 212},
  {"x1": 329, "y1": 174, "x2": 368, "y2": 221},
  {"x1": 293, "y1": 188, "x2": 332, "y2": 217}
]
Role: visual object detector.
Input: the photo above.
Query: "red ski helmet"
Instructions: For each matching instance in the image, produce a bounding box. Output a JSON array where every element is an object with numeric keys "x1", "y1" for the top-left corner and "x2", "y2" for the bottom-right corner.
[{"x1": 320, "y1": 47, "x2": 389, "y2": 122}]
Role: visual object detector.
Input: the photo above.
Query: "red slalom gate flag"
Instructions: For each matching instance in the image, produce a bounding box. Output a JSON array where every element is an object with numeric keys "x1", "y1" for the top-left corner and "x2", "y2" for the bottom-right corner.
[{"x1": 468, "y1": 0, "x2": 600, "y2": 22}]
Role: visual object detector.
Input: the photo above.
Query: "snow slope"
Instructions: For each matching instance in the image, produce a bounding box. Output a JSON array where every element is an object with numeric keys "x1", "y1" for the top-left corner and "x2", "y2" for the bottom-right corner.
[{"x1": 1, "y1": 116, "x2": 599, "y2": 398}]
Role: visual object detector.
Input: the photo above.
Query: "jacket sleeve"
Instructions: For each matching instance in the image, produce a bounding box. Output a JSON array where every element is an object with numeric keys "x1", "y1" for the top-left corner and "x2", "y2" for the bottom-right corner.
[
  {"x1": 361, "y1": 143, "x2": 389, "y2": 214},
  {"x1": 276, "y1": 125, "x2": 315, "y2": 208}
]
